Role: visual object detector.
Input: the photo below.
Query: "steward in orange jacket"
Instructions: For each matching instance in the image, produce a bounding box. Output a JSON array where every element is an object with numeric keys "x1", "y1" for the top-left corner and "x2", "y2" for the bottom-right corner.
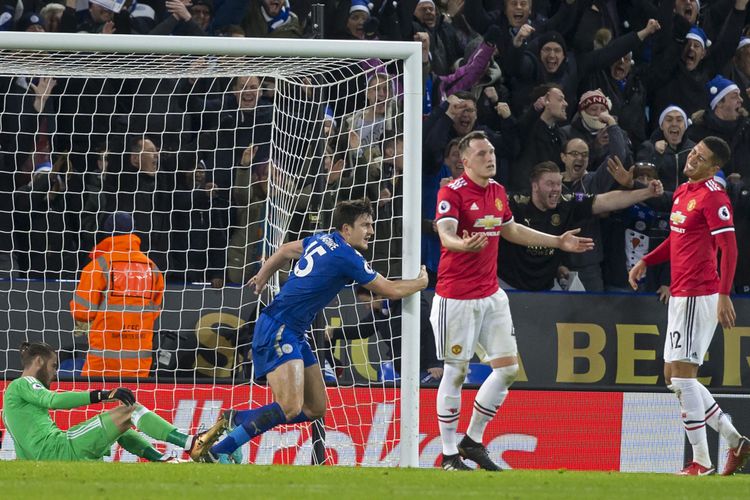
[{"x1": 70, "y1": 213, "x2": 164, "y2": 378}]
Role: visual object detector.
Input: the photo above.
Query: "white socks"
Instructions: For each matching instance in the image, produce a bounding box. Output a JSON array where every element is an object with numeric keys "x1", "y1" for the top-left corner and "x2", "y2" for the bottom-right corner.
[
  {"x1": 466, "y1": 364, "x2": 517, "y2": 443},
  {"x1": 670, "y1": 378, "x2": 710, "y2": 467},
  {"x1": 695, "y1": 382, "x2": 742, "y2": 448},
  {"x1": 130, "y1": 404, "x2": 150, "y2": 427},
  {"x1": 437, "y1": 363, "x2": 466, "y2": 456}
]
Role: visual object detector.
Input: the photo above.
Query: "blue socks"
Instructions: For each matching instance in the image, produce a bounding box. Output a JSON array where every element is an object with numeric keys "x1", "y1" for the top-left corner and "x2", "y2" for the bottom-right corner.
[
  {"x1": 211, "y1": 402, "x2": 290, "y2": 455},
  {"x1": 287, "y1": 411, "x2": 312, "y2": 424}
]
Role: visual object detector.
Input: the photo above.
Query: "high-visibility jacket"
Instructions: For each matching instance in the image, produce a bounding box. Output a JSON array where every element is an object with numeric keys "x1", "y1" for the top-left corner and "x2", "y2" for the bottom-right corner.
[{"x1": 70, "y1": 234, "x2": 164, "y2": 378}]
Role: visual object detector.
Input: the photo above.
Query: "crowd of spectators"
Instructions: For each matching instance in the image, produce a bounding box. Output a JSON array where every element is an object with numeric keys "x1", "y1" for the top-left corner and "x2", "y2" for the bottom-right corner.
[{"x1": 0, "y1": 0, "x2": 749, "y2": 303}]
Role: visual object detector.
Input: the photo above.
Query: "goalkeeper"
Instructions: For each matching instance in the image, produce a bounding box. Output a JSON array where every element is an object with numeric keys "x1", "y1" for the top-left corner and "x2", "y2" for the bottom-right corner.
[{"x1": 2, "y1": 342, "x2": 223, "y2": 461}]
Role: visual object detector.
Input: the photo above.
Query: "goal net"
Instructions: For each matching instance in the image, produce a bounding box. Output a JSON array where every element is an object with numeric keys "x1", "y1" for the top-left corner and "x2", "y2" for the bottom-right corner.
[{"x1": 0, "y1": 33, "x2": 423, "y2": 466}]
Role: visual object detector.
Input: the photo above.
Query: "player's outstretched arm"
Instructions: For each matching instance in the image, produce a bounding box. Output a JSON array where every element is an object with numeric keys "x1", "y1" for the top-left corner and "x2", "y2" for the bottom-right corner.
[
  {"x1": 248, "y1": 240, "x2": 304, "y2": 294},
  {"x1": 363, "y1": 265, "x2": 429, "y2": 300},
  {"x1": 436, "y1": 219, "x2": 488, "y2": 253},
  {"x1": 16, "y1": 379, "x2": 133, "y2": 410},
  {"x1": 501, "y1": 221, "x2": 595, "y2": 253}
]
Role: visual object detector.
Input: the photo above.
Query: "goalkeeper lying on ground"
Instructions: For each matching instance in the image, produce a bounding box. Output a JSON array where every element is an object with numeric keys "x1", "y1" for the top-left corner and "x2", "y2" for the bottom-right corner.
[{"x1": 2, "y1": 342, "x2": 224, "y2": 461}]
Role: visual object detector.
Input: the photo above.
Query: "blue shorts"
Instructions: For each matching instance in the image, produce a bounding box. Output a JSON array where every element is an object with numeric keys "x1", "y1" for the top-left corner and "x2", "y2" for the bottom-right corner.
[{"x1": 252, "y1": 313, "x2": 318, "y2": 378}]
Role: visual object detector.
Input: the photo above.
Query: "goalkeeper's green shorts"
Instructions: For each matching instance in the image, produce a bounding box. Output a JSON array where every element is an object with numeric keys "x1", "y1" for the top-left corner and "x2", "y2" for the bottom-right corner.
[{"x1": 57, "y1": 413, "x2": 121, "y2": 461}]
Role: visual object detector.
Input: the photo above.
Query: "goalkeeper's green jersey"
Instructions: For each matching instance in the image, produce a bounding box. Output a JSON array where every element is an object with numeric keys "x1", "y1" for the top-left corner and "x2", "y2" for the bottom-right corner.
[{"x1": 2, "y1": 376, "x2": 91, "y2": 459}]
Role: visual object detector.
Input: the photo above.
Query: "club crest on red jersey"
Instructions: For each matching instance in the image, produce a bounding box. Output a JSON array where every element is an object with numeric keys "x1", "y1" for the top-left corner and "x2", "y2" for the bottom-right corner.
[
  {"x1": 687, "y1": 199, "x2": 696, "y2": 211},
  {"x1": 495, "y1": 198, "x2": 503, "y2": 212}
]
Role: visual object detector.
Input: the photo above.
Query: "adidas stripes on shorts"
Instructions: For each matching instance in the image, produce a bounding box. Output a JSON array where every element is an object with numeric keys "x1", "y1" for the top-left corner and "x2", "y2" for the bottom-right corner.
[
  {"x1": 664, "y1": 294, "x2": 719, "y2": 366},
  {"x1": 430, "y1": 288, "x2": 517, "y2": 363}
]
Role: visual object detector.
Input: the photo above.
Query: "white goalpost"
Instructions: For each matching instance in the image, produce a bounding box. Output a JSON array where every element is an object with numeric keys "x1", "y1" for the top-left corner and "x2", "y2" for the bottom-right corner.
[{"x1": 0, "y1": 32, "x2": 422, "y2": 467}]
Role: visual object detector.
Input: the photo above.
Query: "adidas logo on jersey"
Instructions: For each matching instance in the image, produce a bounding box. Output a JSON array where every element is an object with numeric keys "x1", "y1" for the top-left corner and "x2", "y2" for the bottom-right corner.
[{"x1": 470, "y1": 202, "x2": 479, "y2": 211}]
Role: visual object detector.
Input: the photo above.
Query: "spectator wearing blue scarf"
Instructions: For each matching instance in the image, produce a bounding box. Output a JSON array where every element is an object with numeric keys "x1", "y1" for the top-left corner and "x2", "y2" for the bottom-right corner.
[{"x1": 242, "y1": 0, "x2": 303, "y2": 38}]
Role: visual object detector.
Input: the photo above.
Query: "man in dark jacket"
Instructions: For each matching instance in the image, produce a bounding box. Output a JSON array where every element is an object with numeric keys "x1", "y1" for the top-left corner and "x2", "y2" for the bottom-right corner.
[
  {"x1": 582, "y1": 50, "x2": 648, "y2": 146},
  {"x1": 412, "y1": 0, "x2": 464, "y2": 76},
  {"x1": 13, "y1": 159, "x2": 77, "y2": 279},
  {"x1": 199, "y1": 75, "x2": 273, "y2": 196},
  {"x1": 423, "y1": 91, "x2": 518, "y2": 186},
  {"x1": 104, "y1": 136, "x2": 173, "y2": 271},
  {"x1": 511, "y1": 83, "x2": 567, "y2": 192},
  {"x1": 169, "y1": 157, "x2": 229, "y2": 287},
  {"x1": 637, "y1": 105, "x2": 695, "y2": 192},
  {"x1": 558, "y1": 121, "x2": 629, "y2": 291},
  {"x1": 687, "y1": 75, "x2": 750, "y2": 178}
]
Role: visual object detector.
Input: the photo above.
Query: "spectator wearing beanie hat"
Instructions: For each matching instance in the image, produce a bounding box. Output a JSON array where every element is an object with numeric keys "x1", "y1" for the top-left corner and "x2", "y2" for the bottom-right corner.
[
  {"x1": 637, "y1": 105, "x2": 695, "y2": 192},
  {"x1": 506, "y1": 20, "x2": 660, "y2": 118},
  {"x1": 328, "y1": 0, "x2": 371, "y2": 40},
  {"x1": 648, "y1": 2, "x2": 747, "y2": 123},
  {"x1": 101, "y1": 212, "x2": 134, "y2": 235},
  {"x1": 687, "y1": 74, "x2": 750, "y2": 179},
  {"x1": 561, "y1": 89, "x2": 630, "y2": 171}
]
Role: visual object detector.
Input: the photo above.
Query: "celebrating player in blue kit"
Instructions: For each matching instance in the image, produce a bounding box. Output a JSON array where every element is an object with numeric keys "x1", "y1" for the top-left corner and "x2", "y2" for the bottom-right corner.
[{"x1": 194, "y1": 199, "x2": 428, "y2": 462}]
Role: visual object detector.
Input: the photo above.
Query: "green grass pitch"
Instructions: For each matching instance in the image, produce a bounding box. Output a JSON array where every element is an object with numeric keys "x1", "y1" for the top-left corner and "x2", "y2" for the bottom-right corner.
[{"x1": 1, "y1": 462, "x2": 749, "y2": 499}]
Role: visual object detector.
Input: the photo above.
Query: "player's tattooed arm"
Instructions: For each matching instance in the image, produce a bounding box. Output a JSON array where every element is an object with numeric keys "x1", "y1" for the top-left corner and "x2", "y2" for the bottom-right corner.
[
  {"x1": 436, "y1": 219, "x2": 488, "y2": 253},
  {"x1": 248, "y1": 240, "x2": 304, "y2": 294}
]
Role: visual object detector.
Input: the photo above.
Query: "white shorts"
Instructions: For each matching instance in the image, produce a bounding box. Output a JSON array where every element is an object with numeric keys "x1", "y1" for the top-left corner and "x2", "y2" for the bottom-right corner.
[
  {"x1": 664, "y1": 294, "x2": 718, "y2": 366},
  {"x1": 430, "y1": 289, "x2": 517, "y2": 363}
]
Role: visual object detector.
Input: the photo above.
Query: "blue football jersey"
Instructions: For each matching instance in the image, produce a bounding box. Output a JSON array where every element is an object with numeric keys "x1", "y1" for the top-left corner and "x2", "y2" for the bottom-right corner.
[{"x1": 262, "y1": 232, "x2": 378, "y2": 333}]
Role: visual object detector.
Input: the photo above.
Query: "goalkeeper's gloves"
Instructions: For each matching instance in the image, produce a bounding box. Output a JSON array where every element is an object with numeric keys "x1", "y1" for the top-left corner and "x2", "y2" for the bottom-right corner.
[{"x1": 90, "y1": 387, "x2": 136, "y2": 406}]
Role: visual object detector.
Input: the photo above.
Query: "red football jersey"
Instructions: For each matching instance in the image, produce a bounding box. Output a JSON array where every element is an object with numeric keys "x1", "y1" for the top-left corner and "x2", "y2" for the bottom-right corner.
[
  {"x1": 435, "y1": 174, "x2": 514, "y2": 299},
  {"x1": 668, "y1": 178, "x2": 734, "y2": 296}
]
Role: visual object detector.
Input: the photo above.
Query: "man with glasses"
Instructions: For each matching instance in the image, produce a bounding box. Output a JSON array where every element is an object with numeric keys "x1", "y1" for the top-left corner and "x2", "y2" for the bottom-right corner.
[{"x1": 558, "y1": 130, "x2": 630, "y2": 291}]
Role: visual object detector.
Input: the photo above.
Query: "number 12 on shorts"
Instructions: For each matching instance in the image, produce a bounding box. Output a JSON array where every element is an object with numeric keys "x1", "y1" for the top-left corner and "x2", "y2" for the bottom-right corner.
[{"x1": 669, "y1": 330, "x2": 682, "y2": 349}]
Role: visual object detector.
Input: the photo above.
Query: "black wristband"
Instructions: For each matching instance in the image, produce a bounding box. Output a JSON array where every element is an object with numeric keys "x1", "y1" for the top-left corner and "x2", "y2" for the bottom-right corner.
[{"x1": 90, "y1": 390, "x2": 108, "y2": 404}]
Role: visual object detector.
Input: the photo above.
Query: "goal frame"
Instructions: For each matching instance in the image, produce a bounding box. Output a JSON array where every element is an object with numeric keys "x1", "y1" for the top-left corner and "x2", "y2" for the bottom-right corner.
[{"x1": 0, "y1": 31, "x2": 423, "y2": 467}]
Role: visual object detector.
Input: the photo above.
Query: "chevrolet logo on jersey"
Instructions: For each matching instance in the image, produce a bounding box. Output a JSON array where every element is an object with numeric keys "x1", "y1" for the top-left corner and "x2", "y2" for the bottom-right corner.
[
  {"x1": 670, "y1": 211, "x2": 686, "y2": 225},
  {"x1": 474, "y1": 215, "x2": 503, "y2": 230}
]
